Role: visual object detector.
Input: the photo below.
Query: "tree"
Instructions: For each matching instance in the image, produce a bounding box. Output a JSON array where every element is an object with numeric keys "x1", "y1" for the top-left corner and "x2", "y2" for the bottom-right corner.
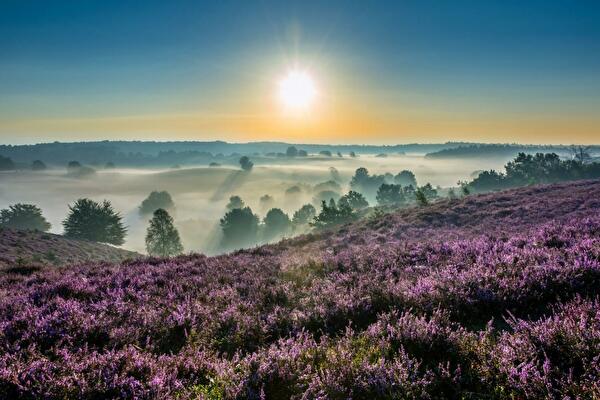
[
  {"x1": 145, "y1": 209, "x2": 183, "y2": 257},
  {"x1": 67, "y1": 161, "x2": 82, "y2": 170},
  {"x1": 286, "y1": 146, "x2": 298, "y2": 157},
  {"x1": 339, "y1": 191, "x2": 369, "y2": 210},
  {"x1": 31, "y1": 160, "x2": 47, "y2": 171},
  {"x1": 349, "y1": 151, "x2": 357, "y2": 157},
  {"x1": 350, "y1": 167, "x2": 385, "y2": 201},
  {"x1": 329, "y1": 167, "x2": 342, "y2": 182},
  {"x1": 239, "y1": 156, "x2": 254, "y2": 171},
  {"x1": 0, "y1": 155, "x2": 15, "y2": 171},
  {"x1": 0, "y1": 204, "x2": 51, "y2": 231},
  {"x1": 226, "y1": 195, "x2": 245, "y2": 211},
  {"x1": 319, "y1": 150, "x2": 332, "y2": 157},
  {"x1": 209, "y1": 162, "x2": 221, "y2": 167},
  {"x1": 139, "y1": 191, "x2": 175, "y2": 216},
  {"x1": 262, "y1": 208, "x2": 291, "y2": 241},
  {"x1": 63, "y1": 199, "x2": 127, "y2": 245},
  {"x1": 292, "y1": 204, "x2": 316, "y2": 226},
  {"x1": 220, "y1": 206, "x2": 259, "y2": 249},
  {"x1": 376, "y1": 183, "x2": 405, "y2": 206},
  {"x1": 297, "y1": 149, "x2": 308, "y2": 157},
  {"x1": 311, "y1": 199, "x2": 356, "y2": 229},
  {"x1": 394, "y1": 170, "x2": 417, "y2": 187},
  {"x1": 415, "y1": 188, "x2": 429, "y2": 206},
  {"x1": 104, "y1": 162, "x2": 115, "y2": 169},
  {"x1": 419, "y1": 183, "x2": 438, "y2": 200}
]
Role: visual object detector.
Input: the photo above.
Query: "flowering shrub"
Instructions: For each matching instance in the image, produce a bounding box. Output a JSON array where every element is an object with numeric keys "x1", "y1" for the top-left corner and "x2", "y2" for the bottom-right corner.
[{"x1": 0, "y1": 180, "x2": 599, "y2": 398}]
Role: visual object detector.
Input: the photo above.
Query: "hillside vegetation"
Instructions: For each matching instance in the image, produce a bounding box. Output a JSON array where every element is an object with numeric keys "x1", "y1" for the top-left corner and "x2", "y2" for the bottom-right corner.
[
  {"x1": 0, "y1": 228, "x2": 139, "y2": 270},
  {"x1": 1, "y1": 180, "x2": 599, "y2": 398}
]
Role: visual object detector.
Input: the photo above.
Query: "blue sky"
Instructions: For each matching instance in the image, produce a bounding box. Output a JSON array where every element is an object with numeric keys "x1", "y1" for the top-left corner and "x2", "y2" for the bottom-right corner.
[{"x1": 1, "y1": 0, "x2": 599, "y2": 144}]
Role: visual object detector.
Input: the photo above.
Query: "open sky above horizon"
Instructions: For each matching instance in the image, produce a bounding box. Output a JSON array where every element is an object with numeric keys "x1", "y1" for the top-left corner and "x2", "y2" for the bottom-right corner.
[{"x1": 1, "y1": 0, "x2": 599, "y2": 145}]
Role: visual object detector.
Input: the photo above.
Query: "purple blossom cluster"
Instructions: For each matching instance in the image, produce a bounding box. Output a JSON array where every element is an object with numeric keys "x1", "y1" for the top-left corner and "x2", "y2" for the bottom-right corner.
[{"x1": 1, "y1": 180, "x2": 599, "y2": 399}]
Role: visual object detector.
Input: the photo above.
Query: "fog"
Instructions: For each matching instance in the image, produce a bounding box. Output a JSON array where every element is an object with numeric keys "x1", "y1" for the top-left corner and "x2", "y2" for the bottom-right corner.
[{"x1": 0, "y1": 154, "x2": 508, "y2": 255}]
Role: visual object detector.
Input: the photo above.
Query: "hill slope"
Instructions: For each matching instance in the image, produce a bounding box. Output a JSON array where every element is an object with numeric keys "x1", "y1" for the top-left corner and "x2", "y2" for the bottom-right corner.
[
  {"x1": 1, "y1": 180, "x2": 599, "y2": 399},
  {"x1": 0, "y1": 228, "x2": 139, "y2": 269}
]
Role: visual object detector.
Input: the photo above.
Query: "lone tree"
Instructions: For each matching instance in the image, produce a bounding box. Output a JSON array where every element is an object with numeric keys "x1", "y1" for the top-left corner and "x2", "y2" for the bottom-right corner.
[
  {"x1": 376, "y1": 183, "x2": 405, "y2": 206},
  {"x1": 220, "y1": 206, "x2": 259, "y2": 249},
  {"x1": 394, "y1": 170, "x2": 417, "y2": 187},
  {"x1": 139, "y1": 191, "x2": 175, "y2": 216},
  {"x1": 262, "y1": 208, "x2": 291, "y2": 242},
  {"x1": 415, "y1": 188, "x2": 429, "y2": 206},
  {"x1": 0, "y1": 204, "x2": 51, "y2": 231},
  {"x1": 286, "y1": 146, "x2": 299, "y2": 157},
  {"x1": 31, "y1": 160, "x2": 47, "y2": 171},
  {"x1": 0, "y1": 155, "x2": 15, "y2": 171},
  {"x1": 339, "y1": 190, "x2": 369, "y2": 210},
  {"x1": 145, "y1": 209, "x2": 183, "y2": 257},
  {"x1": 292, "y1": 203, "x2": 316, "y2": 227},
  {"x1": 226, "y1": 195, "x2": 245, "y2": 211},
  {"x1": 239, "y1": 156, "x2": 254, "y2": 171},
  {"x1": 63, "y1": 199, "x2": 126, "y2": 245}
]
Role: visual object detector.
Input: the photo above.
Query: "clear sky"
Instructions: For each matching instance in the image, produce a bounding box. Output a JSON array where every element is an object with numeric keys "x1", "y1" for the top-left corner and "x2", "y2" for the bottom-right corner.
[{"x1": 1, "y1": 0, "x2": 599, "y2": 144}]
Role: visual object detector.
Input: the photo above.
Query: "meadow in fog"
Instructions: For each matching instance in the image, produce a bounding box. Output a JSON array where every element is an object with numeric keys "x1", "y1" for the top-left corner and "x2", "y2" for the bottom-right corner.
[{"x1": 0, "y1": 154, "x2": 506, "y2": 254}]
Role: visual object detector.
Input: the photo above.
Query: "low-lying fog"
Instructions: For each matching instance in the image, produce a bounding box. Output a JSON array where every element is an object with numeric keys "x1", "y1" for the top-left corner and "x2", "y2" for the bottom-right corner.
[{"x1": 0, "y1": 154, "x2": 507, "y2": 255}]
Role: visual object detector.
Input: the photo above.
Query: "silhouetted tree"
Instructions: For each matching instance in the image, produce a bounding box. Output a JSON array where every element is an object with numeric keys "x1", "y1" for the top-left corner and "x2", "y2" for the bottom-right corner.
[
  {"x1": 339, "y1": 190, "x2": 369, "y2": 210},
  {"x1": 297, "y1": 149, "x2": 308, "y2": 157},
  {"x1": 104, "y1": 162, "x2": 115, "y2": 169},
  {"x1": 239, "y1": 156, "x2": 254, "y2": 171},
  {"x1": 31, "y1": 160, "x2": 47, "y2": 171},
  {"x1": 329, "y1": 167, "x2": 342, "y2": 182},
  {"x1": 145, "y1": 208, "x2": 183, "y2": 257},
  {"x1": 0, "y1": 155, "x2": 15, "y2": 171},
  {"x1": 285, "y1": 185, "x2": 302, "y2": 195},
  {"x1": 220, "y1": 206, "x2": 259, "y2": 249},
  {"x1": 139, "y1": 191, "x2": 175, "y2": 216},
  {"x1": 311, "y1": 199, "x2": 356, "y2": 229},
  {"x1": 376, "y1": 183, "x2": 405, "y2": 206},
  {"x1": 0, "y1": 204, "x2": 51, "y2": 231},
  {"x1": 262, "y1": 208, "x2": 291, "y2": 241},
  {"x1": 209, "y1": 162, "x2": 221, "y2": 167},
  {"x1": 63, "y1": 199, "x2": 126, "y2": 245},
  {"x1": 286, "y1": 146, "x2": 298, "y2": 157},
  {"x1": 419, "y1": 183, "x2": 438, "y2": 200},
  {"x1": 349, "y1": 151, "x2": 357, "y2": 157},
  {"x1": 350, "y1": 167, "x2": 386, "y2": 201},
  {"x1": 292, "y1": 204, "x2": 316, "y2": 227},
  {"x1": 319, "y1": 150, "x2": 332, "y2": 157},
  {"x1": 394, "y1": 170, "x2": 417, "y2": 187},
  {"x1": 259, "y1": 194, "x2": 275, "y2": 213},
  {"x1": 226, "y1": 195, "x2": 245, "y2": 211}
]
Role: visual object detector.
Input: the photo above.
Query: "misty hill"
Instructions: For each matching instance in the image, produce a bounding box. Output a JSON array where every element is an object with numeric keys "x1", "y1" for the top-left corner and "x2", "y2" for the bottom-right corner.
[
  {"x1": 1, "y1": 179, "x2": 599, "y2": 398},
  {"x1": 0, "y1": 140, "x2": 469, "y2": 168},
  {"x1": 0, "y1": 228, "x2": 139, "y2": 270},
  {"x1": 425, "y1": 143, "x2": 600, "y2": 159}
]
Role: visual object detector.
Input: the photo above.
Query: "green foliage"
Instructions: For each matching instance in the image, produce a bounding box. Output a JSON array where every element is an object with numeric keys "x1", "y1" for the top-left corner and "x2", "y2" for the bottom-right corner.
[
  {"x1": 419, "y1": 183, "x2": 438, "y2": 200},
  {"x1": 286, "y1": 146, "x2": 298, "y2": 157},
  {"x1": 415, "y1": 188, "x2": 429, "y2": 206},
  {"x1": 226, "y1": 195, "x2": 245, "y2": 211},
  {"x1": 349, "y1": 167, "x2": 386, "y2": 202},
  {"x1": 239, "y1": 156, "x2": 253, "y2": 171},
  {"x1": 394, "y1": 170, "x2": 417, "y2": 187},
  {"x1": 262, "y1": 208, "x2": 291, "y2": 241},
  {"x1": 0, "y1": 204, "x2": 51, "y2": 231},
  {"x1": 139, "y1": 190, "x2": 175, "y2": 216},
  {"x1": 376, "y1": 184, "x2": 404, "y2": 206},
  {"x1": 31, "y1": 160, "x2": 47, "y2": 171},
  {"x1": 220, "y1": 206, "x2": 259, "y2": 249},
  {"x1": 311, "y1": 199, "x2": 356, "y2": 229},
  {"x1": 145, "y1": 208, "x2": 183, "y2": 257},
  {"x1": 339, "y1": 190, "x2": 369, "y2": 210},
  {"x1": 292, "y1": 204, "x2": 317, "y2": 227},
  {"x1": 0, "y1": 155, "x2": 15, "y2": 171},
  {"x1": 63, "y1": 198, "x2": 127, "y2": 245},
  {"x1": 469, "y1": 152, "x2": 600, "y2": 193}
]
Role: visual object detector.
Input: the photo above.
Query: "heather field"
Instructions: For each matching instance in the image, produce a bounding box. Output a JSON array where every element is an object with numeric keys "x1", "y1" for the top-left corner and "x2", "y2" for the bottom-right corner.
[{"x1": 1, "y1": 180, "x2": 600, "y2": 399}]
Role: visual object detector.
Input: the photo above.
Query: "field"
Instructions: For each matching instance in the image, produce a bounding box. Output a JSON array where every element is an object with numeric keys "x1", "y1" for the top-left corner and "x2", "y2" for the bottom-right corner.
[{"x1": 1, "y1": 180, "x2": 599, "y2": 399}]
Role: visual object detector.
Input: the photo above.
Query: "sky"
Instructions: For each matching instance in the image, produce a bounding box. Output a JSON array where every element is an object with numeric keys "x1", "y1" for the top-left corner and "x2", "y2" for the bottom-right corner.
[{"x1": 1, "y1": 0, "x2": 599, "y2": 145}]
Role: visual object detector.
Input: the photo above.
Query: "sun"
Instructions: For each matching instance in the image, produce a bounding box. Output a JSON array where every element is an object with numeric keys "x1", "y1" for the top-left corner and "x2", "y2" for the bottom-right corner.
[{"x1": 278, "y1": 69, "x2": 317, "y2": 112}]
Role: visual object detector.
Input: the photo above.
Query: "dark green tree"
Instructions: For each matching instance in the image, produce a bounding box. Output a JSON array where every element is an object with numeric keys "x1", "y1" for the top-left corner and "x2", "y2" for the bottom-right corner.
[
  {"x1": 415, "y1": 188, "x2": 429, "y2": 206},
  {"x1": 394, "y1": 170, "x2": 417, "y2": 187},
  {"x1": 220, "y1": 206, "x2": 259, "y2": 249},
  {"x1": 339, "y1": 190, "x2": 369, "y2": 210},
  {"x1": 226, "y1": 195, "x2": 245, "y2": 211},
  {"x1": 311, "y1": 199, "x2": 356, "y2": 229},
  {"x1": 63, "y1": 199, "x2": 127, "y2": 245},
  {"x1": 31, "y1": 160, "x2": 47, "y2": 171},
  {"x1": 262, "y1": 208, "x2": 291, "y2": 242},
  {"x1": 292, "y1": 204, "x2": 316, "y2": 227},
  {"x1": 0, "y1": 155, "x2": 15, "y2": 171},
  {"x1": 145, "y1": 209, "x2": 183, "y2": 257},
  {"x1": 139, "y1": 191, "x2": 175, "y2": 216},
  {"x1": 0, "y1": 204, "x2": 51, "y2": 231},
  {"x1": 376, "y1": 183, "x2": 405, "y2": 206},
  {"x1": 286, "y1": 146, "x2": 298, "y2": 157},
  {"x1": 239, "y1": 156, "x2": 254, "y2": 171}
]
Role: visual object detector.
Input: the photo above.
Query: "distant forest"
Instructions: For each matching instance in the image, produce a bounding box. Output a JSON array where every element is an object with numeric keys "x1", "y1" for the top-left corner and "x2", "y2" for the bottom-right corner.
[{"x1": 0, "y1": 141, "x2": 597, "y2": 169}]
